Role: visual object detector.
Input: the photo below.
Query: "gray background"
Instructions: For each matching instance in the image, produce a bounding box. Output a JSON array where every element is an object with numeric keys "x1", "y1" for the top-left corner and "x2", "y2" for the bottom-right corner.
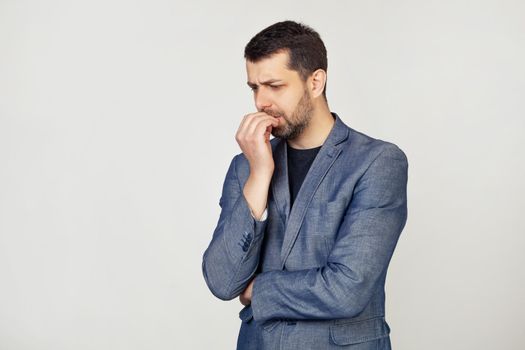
[{"x1": 1, "y1": 0, "x2": 524, "y2": 349}]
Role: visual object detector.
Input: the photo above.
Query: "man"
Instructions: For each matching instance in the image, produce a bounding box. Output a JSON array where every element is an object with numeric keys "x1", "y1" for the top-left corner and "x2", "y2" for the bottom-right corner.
[{"x1": 202, "y1": 21, "x2": 408, "y2": 350}]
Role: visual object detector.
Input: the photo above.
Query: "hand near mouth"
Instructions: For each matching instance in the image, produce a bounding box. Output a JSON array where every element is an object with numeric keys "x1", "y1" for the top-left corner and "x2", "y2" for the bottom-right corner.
[{"x1": 235, "y1": 112, "x2": 278, "y2": 221}]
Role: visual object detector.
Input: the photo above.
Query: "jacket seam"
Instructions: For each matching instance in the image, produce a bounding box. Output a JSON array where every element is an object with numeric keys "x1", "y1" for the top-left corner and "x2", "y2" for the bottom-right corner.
[{"x1": 332, "y1": 314, "x2": 384, "y2": 326}]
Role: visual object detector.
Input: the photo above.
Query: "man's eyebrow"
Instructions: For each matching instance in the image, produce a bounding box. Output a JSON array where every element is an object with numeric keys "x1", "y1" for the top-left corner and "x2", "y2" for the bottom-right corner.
[{"x1": 247, "y1": 79, "x2": 283, "y2": 88}]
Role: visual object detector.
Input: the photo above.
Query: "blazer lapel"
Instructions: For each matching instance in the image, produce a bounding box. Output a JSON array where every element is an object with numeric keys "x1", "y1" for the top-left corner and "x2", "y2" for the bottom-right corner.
[
  {"x1": 277, "y1": 114, "x2": 349, "y2": 268},
  {"x1": 271, "y1": 139, "x2": 291, "y2": 225}
]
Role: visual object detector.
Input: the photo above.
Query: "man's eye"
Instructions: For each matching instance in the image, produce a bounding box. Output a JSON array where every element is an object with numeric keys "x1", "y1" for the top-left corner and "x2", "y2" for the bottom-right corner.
[{"x1": 270, "y1": 85, "x2": 281, "y2": 90}]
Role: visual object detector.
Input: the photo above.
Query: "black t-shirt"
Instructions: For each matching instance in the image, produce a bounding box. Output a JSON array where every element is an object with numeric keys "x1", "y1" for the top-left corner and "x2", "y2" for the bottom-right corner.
[{"x1": 287, "y1": 143, "x2": 322, "y2": 208}]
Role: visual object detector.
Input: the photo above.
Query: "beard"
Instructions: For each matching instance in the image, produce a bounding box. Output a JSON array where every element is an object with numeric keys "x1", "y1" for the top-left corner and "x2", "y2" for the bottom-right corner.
[{"x1": 264, "y1": 89, "x2": 314, "y2": 140}]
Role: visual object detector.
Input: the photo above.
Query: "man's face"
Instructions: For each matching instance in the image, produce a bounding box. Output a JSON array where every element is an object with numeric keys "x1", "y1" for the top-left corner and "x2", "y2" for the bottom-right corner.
[{"x1": 246, "y1": 51, "x2": 314, "y2": 140}]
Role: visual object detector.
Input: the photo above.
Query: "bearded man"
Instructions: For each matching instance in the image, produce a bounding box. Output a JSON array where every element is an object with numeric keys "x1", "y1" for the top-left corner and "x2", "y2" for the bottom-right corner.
[{"x1": 202, "y1": 20, "x2": 408, "y2": 350}]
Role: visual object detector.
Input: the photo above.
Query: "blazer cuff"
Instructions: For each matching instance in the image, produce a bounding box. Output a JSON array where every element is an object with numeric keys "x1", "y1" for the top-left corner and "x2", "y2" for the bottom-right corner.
[{"x1": 223, "y1": 194, "x2": 267, "y2": 261}]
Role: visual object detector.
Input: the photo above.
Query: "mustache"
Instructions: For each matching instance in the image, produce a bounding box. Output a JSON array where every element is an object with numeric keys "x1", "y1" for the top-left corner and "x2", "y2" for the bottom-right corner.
[{"x1": 263, "y1": 109, "x2": 284, "y2": 118}]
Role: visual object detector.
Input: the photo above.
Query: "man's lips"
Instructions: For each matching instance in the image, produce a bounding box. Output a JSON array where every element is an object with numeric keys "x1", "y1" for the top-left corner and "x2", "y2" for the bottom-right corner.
[{"x1": 264, "y1": 112, "x2": 283, "y2": 124}]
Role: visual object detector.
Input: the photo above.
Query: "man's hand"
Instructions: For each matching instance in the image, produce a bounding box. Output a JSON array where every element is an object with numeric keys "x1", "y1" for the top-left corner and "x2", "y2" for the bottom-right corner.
[
  {"x1": 239, "y1": 278, "x2": 255, "y2": 306},
  {"x1": 235, "y1": 112, "x2": 279, "y2": 177},
  {"x1": 236, "y1": 112, "x2": 278, "y2": 220}
]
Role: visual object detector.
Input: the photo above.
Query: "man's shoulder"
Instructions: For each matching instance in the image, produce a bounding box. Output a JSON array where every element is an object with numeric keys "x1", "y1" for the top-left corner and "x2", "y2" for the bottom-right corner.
[{"x1": 343, "y1": 125, "x2": 407, "y2": 163}]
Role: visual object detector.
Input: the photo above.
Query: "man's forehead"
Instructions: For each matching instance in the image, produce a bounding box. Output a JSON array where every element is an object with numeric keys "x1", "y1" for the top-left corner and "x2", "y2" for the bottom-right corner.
[{"x1": 246, "y1": 51, "x2": 295, "y2": 82}]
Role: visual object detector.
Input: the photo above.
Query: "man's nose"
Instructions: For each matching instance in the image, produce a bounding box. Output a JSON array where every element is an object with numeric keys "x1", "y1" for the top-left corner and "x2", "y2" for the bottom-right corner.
[{"x1": 255, "y1": 89, "x2": 272, "y2": 112}]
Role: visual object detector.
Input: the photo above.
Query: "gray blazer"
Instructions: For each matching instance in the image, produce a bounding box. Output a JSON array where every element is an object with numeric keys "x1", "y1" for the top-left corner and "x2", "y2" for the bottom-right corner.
[{"x1": 203, "y1": 113, "x2": 408, "y2": 349}]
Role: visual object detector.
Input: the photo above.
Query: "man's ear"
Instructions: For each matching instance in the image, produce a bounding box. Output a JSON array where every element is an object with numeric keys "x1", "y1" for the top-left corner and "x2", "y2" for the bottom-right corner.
[{"x1": 309, "y1": 69, "x2": 327, "y2": 98}]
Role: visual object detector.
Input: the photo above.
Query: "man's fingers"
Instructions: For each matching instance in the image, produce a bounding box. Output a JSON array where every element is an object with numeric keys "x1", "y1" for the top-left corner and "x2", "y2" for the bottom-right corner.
[
  {"x1": 254, "y1": 118, "x2": 278, "y2": 140},
  {"x1": 247, "y1": 116, "x2": 278, "y2": 138},
  {"x1": 236, "y1": 112, "x2": 268, "y2": 140},
  {"x1": 238, "y1": 113, "x2": 278, "y2": 141}
]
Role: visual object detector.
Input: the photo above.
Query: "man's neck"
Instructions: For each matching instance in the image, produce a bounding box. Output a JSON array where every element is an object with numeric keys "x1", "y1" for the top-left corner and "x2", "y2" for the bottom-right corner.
[{"x1": 286, "y1": 105, "x2": 335, "y2": 150}]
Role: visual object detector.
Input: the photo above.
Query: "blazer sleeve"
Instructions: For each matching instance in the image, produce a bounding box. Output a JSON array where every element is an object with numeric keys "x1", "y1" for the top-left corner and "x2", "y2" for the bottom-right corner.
[
  {"x1": 202, "y1": 154, "x2": 268, "y2": 300},
  {"x1": 251, "y1": 145, "x2": 408, "y2": 323}
]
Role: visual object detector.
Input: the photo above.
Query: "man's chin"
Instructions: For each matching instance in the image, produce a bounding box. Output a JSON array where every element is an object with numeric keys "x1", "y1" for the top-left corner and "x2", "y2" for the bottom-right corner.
[
  {"x1": 271, "y1": 130, "x2": 285, "y2": 139},
  {"x1": 271, "y1": 129, "x2": 293, "y2": 140}
]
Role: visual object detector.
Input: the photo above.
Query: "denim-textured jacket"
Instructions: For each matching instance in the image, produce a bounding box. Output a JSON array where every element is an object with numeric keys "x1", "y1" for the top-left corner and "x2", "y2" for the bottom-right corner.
[{"x1": 203, "y1": 113, "x2": 408, "y2": 349}]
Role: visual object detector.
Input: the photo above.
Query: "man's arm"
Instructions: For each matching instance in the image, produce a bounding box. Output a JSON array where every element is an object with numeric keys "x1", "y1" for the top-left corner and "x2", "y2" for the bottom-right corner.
[
  {"x1": 202, "y1": 154, "x2": 268, "y2": 300},
  {"x1": 202, "y1": 113, "x2": 277, "y2": 300},
  {"x1": 249, "y1": 145, "x2": 408, "y2": 323}
]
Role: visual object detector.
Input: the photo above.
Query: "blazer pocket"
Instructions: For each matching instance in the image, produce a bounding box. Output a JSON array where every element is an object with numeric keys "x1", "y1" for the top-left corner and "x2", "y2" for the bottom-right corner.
[{"x1": 329, "y1": 316, "x2": 390, "y2": 346}]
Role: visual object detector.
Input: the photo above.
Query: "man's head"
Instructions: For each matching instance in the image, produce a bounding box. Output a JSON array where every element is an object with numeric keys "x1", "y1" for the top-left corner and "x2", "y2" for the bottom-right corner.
[
  {"x1": 245, "y1": 20, "x2": 328, "y2": 97},
  {"x1": 244, "y1": 21, "x2": 328, "y2": 140}
]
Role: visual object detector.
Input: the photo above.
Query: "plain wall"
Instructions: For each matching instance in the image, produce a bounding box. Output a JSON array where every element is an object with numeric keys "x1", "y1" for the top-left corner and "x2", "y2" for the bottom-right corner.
[{"x1": 1, "y1": 0, "x2": 524, "y2": 349}]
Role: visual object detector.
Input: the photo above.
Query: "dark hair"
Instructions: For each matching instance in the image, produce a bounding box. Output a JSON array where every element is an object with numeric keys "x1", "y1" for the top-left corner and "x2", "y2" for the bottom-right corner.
[{"x1": 244, "y1": 20, "x2": 328, "y2": 97}]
